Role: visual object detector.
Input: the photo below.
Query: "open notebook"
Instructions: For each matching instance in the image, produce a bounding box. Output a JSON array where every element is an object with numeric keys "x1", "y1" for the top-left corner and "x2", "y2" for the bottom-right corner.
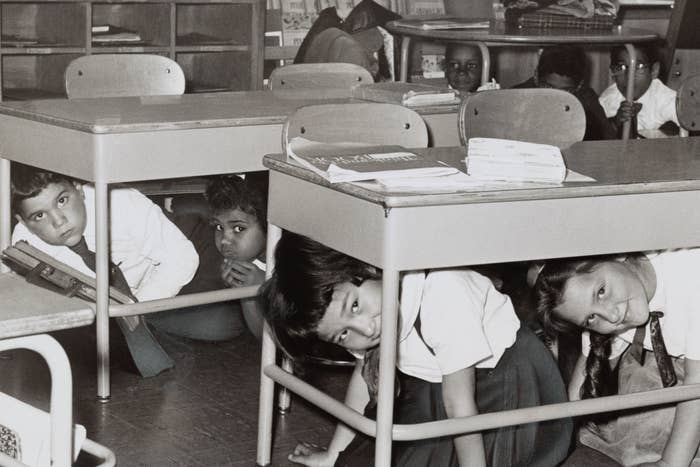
[{"x1": 0, "y1": 392, "x2": 86, "y2": 466}]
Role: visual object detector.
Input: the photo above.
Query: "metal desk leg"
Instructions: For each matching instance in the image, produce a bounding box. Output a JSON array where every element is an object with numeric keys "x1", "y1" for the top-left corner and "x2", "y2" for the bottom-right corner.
[
  {"x1": 399, "y1": 36, "x2": 412, "y2": 82},
  {"x1": 622, "y1": 43, "x2": 638, "y2": 140},
  {"x1": 94, "y1": 180, "x2": 110, "y2": 401},
  {"x1": 0, "y1": 335, "x2": 73, "y2": 467},
  {"x1": 257, "y1": 223, "x2": 282, "y2": 466},
  {"x1": 0, "y1": 158, "x2": 10, "y2": 274},
  {"x1": 375, "y1": 269, "x2": 400, "y2": 466},
  {"x1": 476, "y1": 42, "x2": 490, "y2": 86}
]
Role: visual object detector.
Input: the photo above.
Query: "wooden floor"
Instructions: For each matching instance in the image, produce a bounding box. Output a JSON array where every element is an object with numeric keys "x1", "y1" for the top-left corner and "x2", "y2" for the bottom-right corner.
[{"x1": 0, "y1": 314, "x2": 620, "y2": 467}]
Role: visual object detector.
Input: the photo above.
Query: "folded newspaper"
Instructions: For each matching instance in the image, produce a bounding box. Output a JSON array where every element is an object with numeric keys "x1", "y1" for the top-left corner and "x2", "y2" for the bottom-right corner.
[
  {"x1": 466, "y1": 137, "x2": 567, "y2": 184},
  {"x1": 286, "y1": 137, "x2": 457, "y2": 183}
]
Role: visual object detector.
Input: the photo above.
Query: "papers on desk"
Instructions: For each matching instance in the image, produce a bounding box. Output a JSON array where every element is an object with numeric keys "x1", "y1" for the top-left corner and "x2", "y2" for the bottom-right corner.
[
  {"x1": 466, "y1": 137, "x2": 568, "y2": 184},
  {"x1": 354, "y1": 167, "x2": 594, "y2": 193},
  {"x1": 0, "y1": 392, "x2": 86, "y2": 467},
  {"x1": 286, "y1": 137, "x2": 458, "y2": 183}
]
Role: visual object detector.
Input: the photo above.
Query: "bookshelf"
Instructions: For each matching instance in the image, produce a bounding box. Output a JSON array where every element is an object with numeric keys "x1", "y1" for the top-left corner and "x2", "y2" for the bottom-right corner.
[{"x1": 0, "y1": 0, "x2": 265, "y2": 100}]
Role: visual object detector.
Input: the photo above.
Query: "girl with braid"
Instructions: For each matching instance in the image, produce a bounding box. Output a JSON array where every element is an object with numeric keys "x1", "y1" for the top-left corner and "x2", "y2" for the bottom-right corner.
[{"x1": 534, "y1": 251, "x2": 700, "y2": 467}]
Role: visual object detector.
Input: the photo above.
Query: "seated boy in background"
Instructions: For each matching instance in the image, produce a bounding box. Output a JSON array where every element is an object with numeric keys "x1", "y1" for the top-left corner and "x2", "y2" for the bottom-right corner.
[
  {"x1": 159, "y1": 173, "x2": 268, "y2": 340},
  {"x1": 10, "y1": 162, "x2": 199, "y2": 377},
  {"x1": 444, "y1": 42, "x2": 500, "y2": 94},
  {"x1": 599, "y1": 44, "x2": 679, "y2": 137},
  {"x1": 514, "y1": 45, "x2": 616, "y2": 140}
]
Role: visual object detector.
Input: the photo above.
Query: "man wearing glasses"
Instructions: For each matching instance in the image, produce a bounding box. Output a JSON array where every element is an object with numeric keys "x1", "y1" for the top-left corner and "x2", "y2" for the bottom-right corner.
[{"x1": 599, "y1": 44, "x2": 679, "y2": 138}]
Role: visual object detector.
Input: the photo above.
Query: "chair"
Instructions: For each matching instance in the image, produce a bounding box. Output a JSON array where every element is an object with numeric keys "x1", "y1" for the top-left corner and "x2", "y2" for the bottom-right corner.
[
  {"x1": 458, "y1": 88, "x2": 586, "y2": 149},
  {"x1": 275, "y1": 101, "x2": 428, "y2": 413},
  {"x1": 268, "y1": 62, "x2": 374, "y2": 99},
  {"x1": 65, "y1": 54, "x2": 185, "y2": 99},
  {"x1": 0, "y1": 335, "x2": 116, "y2": 467},
  {"x1": 65, "y1": 55, "x2": 203, "y2": 197},
  {"x1": 282, "y1": 102, "x2": 429, "y2": 150},
  {"x1": 676, "y1": 74, "x2": 700, "y2": 137},
  {"x1": 662, "y1": 0, "x2": 700, "y2": 91}
]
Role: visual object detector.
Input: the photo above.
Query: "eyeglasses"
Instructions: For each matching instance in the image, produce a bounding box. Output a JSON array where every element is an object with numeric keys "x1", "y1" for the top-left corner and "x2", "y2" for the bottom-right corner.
[
  {"x1": 610, "y1": 62, "x2": 651, "y2": 76},
  {"x1": 445, "y1": 60, "x2": 479, "y2": 72}
]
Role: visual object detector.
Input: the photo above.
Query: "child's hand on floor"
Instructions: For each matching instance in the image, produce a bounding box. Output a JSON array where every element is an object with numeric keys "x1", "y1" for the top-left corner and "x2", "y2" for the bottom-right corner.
[
  {"x1": 615, "y1": 100, "x2": 642, "y2": 125},
  {"x1": 221, "y1": 259, "x2": 265, "y2": 287},
  {"x1": 288, "y1": 441, "x2": 338, "y2": 467}
]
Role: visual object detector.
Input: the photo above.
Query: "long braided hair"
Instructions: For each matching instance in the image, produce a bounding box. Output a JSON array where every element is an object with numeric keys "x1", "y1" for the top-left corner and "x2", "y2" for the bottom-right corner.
[{"x1": 534, "y1": 256, "x2": 621, "y2": 400}]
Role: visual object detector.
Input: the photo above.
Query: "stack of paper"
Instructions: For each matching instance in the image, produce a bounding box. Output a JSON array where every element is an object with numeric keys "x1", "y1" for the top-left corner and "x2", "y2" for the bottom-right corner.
[
  {"x1": 286, "y1": 137, "x2": 457, "y2": 183},
  {"x1": 466, "y1": 137, "x2": 567, "y2": 184}
]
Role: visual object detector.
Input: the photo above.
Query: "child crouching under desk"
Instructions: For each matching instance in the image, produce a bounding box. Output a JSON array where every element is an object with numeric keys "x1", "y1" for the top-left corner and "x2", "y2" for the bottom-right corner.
[
  {"x1": 152, "y1": 173, "x2": 269, "y2": 340},
  {"x1": 261, "y1": 231, "x2": 572, "y2": 467},
  {"x1": 534, "y1": 250, "x2": 700, "y2": 466}
]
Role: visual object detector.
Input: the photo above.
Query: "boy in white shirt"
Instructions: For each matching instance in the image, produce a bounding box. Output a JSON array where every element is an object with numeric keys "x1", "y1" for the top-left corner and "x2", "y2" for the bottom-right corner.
[
  {"x1": 599, "y1": 44, "x2": 679, "y2": 137},
  {"x1": 11, "y1": 163, "x2": 199, "y2": 377}
]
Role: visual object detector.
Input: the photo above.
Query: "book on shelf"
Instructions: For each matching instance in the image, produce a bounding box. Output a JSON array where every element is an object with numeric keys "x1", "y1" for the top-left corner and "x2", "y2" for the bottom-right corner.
[
  {"x1": 466, "y1": 137, "x2": 567, "y2": 184},
  {"x1": 352, "y1": 82, "x2": 460, "y2": 107},
  {"x1": 392, "y1": 18, "x2": 490, "y2": 30},
  {"x1": 92, "y1": 25, "x2": 142, "y2": 43},
  {"x1": 1, "y1": 34, "x2": 39, "y2": 47},
  {"x1": 286, "y1": 137, "x2": 458, "y2": 183}
]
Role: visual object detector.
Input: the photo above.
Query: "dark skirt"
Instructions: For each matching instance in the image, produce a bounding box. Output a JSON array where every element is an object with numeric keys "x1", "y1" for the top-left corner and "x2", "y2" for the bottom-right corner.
[{"x1": 337, "y1": 326, "x2": 573, "y2": 467}]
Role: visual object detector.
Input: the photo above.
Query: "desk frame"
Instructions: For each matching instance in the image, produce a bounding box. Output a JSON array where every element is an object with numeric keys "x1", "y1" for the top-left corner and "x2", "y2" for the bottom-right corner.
[
  {"x1": 0, "y1": 92, "x2": 460, "y2": 400},
  {"x1": 257, "y1": 140, "x2": 700, "y2": 466},
  {"x1": 386, "y1": 22, "x2": 658, "y2": 140}
]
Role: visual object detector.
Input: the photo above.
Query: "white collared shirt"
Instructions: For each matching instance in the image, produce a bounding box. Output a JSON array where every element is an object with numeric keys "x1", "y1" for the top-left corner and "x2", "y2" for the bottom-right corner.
[
  {"x1": 599, "y1": 78, "x2": 679, "y2": 131},
  {"x1": 397, "y1": 269, "x2": 520, "y2": 383},
  {"x1": 13, "y1": 185, "x2": 199, "y2": 302}
]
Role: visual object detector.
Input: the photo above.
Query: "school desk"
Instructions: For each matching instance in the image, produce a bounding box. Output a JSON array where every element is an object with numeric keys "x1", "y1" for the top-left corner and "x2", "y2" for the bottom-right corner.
[
  {"x1": 0, "y1": 274, "x2": 115, "y2": 467},
  {"x1": 258, "y1": 137, "x2": 700, "y2": 466},
  {"x1": 385, "y1": 20, "x2": 658, "y2": 139},
  {"x1": 0, "y1": 91, "x2": 459, "y2": 400}
]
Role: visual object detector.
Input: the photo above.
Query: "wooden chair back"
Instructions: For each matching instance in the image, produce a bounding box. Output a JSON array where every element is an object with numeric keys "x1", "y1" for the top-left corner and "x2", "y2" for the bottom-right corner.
[
  {"x1": 282, "y1": 102, "x2": 429, "y2": 150},
  {"x1": 676, "y1": 74, "x2": 700, "y2": 135},
  {"x1": 65, "y1": 54, "x2": 185, "y2": 99},
  {"x1": 663, "y1": 0, "x2": 700, "y2": 90},
  {"x1": 458, "y1": 88, "x2": 586, "y2": 149},
  {"x1": 268, "y1": 63, "x2": 373, "y2": 99}
]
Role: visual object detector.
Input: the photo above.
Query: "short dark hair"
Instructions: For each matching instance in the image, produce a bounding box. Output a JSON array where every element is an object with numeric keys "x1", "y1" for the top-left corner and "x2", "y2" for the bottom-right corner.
[
  {"x1": 537, "y1": 45, "x2": 587, "y2": 84},
  {"x1": 10, "y1": 162, "x2": 76, "y2": 214},
  {"x1": 445, "y1": 42, "x2": 482, "y2": 61},
  {"x1": 259, "y1": 231, "x2": 380, "y2": 364},
  {"x1": 610, "y1": 43, "x2": 658, "y2": 65},
  {"x1": 205, "y1": 171, "x2": 268, "y2": 231}
]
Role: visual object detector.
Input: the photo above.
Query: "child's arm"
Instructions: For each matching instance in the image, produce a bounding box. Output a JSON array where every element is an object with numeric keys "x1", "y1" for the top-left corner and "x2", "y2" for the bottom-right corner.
[
  {"x1": 221, "y1": 259, "x2": 266, "y2": 339},
  {"x1": 610, "y1": 101, "x2": 642, "y2": 133},
  {"x1": 648, "y1": 357, "x2": 700, "y2": 467},
  {"x1": 289, "y1": 360, "x2": 368, "y2": 466},
  {"x1": 442, "y1": 366, "x2": 487, "y2": 467}
]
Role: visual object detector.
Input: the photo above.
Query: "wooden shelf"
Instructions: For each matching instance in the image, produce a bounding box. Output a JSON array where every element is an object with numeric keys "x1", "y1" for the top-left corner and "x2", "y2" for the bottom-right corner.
[{"x1": 0, "y1": 0, "x2": 265, "y2": 100}]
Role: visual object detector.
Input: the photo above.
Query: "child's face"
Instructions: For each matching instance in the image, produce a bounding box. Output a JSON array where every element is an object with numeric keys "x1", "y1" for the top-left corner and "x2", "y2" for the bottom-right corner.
[
  {"x1": 211, "y1": 207, "x2": 265, "y2": 262},
  {"x1": 554, "y1": 261, "x2": 651, "y2": 335},
  {"x1": 610, "y1": 48, "x2": 657, "y2": 100},
  {"x1": 15, "y1": 181, "x2": 87, "y2": 247},
  {"x1": 316, "y1": 280, "x2": 382, "y2": 352},
  {"x1": 445, "y1": 45, "x2": 482, "y2": 93}
]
